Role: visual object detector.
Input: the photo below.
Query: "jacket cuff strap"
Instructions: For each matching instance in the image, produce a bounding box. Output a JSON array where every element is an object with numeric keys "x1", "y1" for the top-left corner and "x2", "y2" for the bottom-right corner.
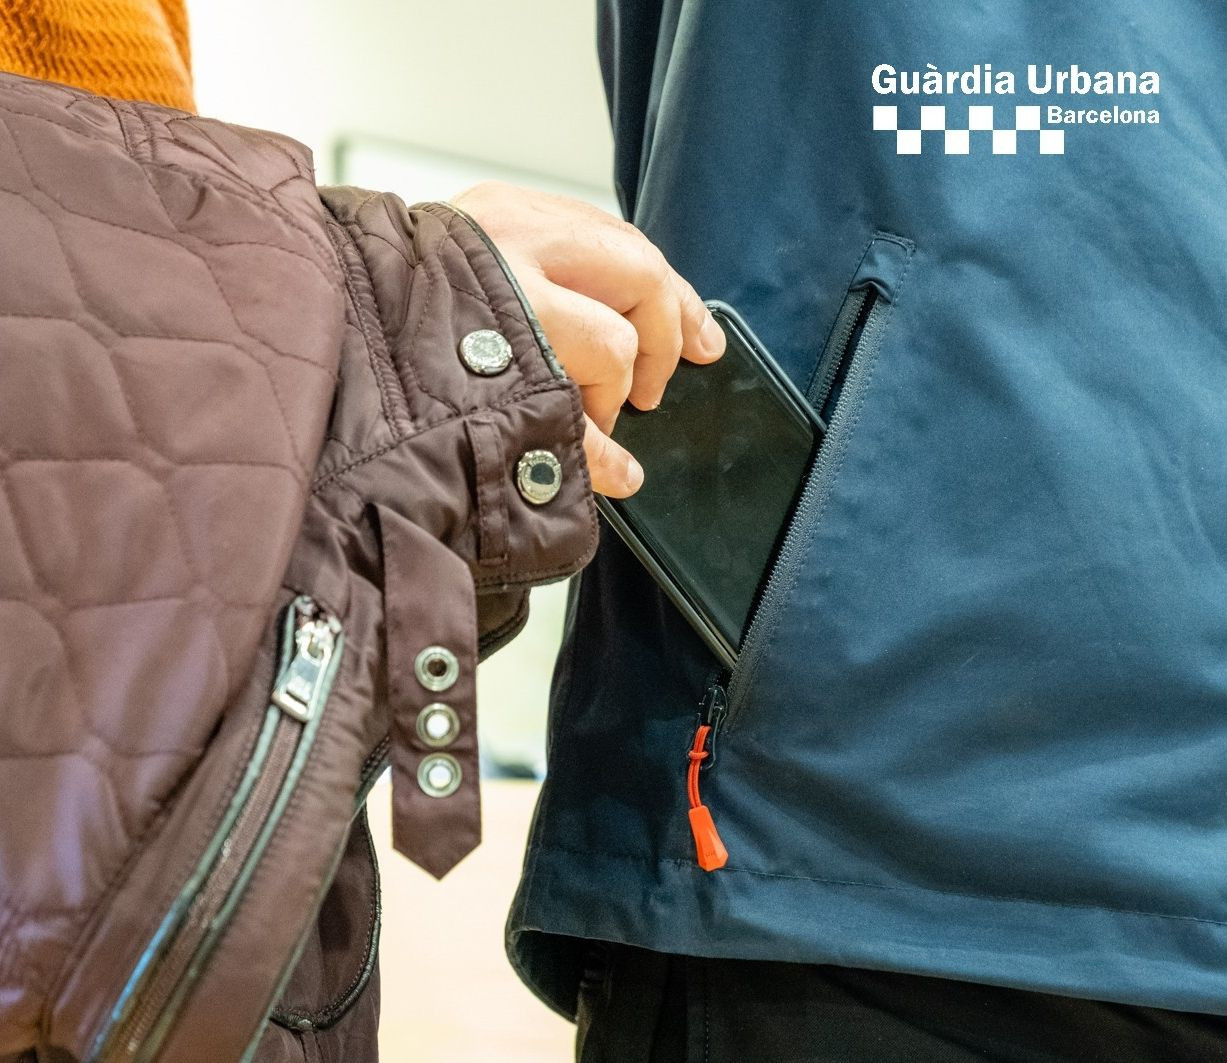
[{"x1": 376, "y1": 502, "x2": 481, "y2": 879}]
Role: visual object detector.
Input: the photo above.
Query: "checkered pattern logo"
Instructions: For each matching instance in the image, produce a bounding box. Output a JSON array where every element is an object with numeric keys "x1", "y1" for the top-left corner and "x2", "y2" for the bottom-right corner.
[{"x1": 873, "y1": 105, "x2": 1065, "y2": 155}]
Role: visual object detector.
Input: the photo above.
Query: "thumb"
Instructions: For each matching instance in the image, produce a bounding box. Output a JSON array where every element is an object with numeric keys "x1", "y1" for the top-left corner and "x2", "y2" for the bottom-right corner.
[{"x1": 583, "y1": 415, "x2": 644, "y2": 498}]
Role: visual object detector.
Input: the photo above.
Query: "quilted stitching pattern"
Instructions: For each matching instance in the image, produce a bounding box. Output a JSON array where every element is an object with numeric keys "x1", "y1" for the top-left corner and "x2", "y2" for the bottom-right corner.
[
  {"x1": 0, "y1": 70, "x2": 344, "y2": 1011},
  {"x1": 0, "y1": 76, "x2": 596, "y2": 1056},
  {"x1": 315, "y1": 192, "x2": 598, "y2": 593}
]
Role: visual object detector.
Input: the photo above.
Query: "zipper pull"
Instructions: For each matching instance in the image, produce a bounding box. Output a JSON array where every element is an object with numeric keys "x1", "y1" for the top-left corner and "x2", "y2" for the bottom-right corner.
[
  {"x1": 271, "y1": 598, "x2": 341, "y2": 722},
  {"x1": 687, "y1": 678, "x2": 729, "y2": 872}
]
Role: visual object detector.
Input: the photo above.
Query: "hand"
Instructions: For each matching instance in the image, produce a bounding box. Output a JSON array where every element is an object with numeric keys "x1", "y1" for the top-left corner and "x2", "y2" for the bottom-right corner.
[{"x1": 449, "y1": 181, "x2": 725, "y2": 497}]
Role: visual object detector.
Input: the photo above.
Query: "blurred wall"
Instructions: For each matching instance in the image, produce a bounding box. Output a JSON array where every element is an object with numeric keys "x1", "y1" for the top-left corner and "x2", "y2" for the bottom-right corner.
[{"x1": 188, "y1": 0, "x2": 614, "y2": 187}]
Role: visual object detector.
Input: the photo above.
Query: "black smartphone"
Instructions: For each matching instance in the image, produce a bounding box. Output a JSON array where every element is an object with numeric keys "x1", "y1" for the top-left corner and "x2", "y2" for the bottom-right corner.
[{"x1": 596, "y1": 301, "x2": 824, "y2": 670}]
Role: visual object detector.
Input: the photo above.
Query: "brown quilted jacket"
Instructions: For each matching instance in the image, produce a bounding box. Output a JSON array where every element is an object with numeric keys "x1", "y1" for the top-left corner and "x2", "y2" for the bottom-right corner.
[{"x1": 0, "y1": 71, "x2": 596, "y2": 1062}]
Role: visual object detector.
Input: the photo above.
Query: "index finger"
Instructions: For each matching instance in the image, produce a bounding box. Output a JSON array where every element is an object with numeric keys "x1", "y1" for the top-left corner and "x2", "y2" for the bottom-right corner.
[{"x1": 546, "y1": 226, "x2": 724, "y2": 407}]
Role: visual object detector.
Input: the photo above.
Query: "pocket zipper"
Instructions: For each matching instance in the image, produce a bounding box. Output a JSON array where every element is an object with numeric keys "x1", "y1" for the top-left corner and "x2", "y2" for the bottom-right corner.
[
  {"x1": 686, "y1": 675, "x2": 730, "y2": 871},
  {"x1": 725, "y1": 287, "x2": 889, "y2": 727},
  {"x1": 683, "y1": 287, "x2": 889, "y2": 870},
  {"x1": 809, "y1": 288, "x2": 872, "y2": 420},
  {"x1": 91, "y1": 596, "x2": 344, "y2": 1063}
]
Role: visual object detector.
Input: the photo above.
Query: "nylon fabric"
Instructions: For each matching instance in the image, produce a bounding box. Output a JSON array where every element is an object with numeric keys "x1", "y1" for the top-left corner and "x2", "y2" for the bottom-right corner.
[{"x1": 509, "y1": 0, "x2": 1227, "y2": 1022}]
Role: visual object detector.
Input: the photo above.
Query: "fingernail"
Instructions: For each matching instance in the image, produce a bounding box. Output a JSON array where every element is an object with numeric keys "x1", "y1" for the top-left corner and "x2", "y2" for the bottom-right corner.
[
  {"x1": 700, "y1": 313, "x2": 725, "y2": 356},
  {"x1": 626, "y1": 457, "x2": 644, "y2": 493}
]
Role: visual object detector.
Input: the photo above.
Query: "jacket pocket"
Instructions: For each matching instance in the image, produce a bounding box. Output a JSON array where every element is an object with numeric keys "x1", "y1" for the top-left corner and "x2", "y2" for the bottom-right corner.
[
  {"x1": 82, "y1": 594, "x2": 348, "y2": 1063},
  {"x1": 723, "y1": 232, "x2": 915, "y2": 729},
  {"x1": 267, "y1": 806, "x2": 381, "y2": 1034}
]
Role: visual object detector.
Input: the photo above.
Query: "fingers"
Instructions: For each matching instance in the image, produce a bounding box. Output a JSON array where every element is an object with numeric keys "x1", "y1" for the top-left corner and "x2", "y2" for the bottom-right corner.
[
  {"x1": 451, "y1": 180, "x2": 725, "y2": 431},
  {"x1": 519, "y1": 275, "x2": 638, "y2": 434},
  {"x1": 622, "y1": 293, "x2": 682, "y2": 411},
  {"x1": 540, "y1": 217, "x2": 725, "y2": 379},
  {"x1": 521, "y1": 249, "x2": 723, "y2": 418},
  {"x1": 459, "y1": 184, "x2": 724, "y2": 394},
  {"x1": 583, "y1": 415, "x2": 644, "y2": 498},
  {"x1": 675, "y1": 271, "x2": 726, "y2": 366}
]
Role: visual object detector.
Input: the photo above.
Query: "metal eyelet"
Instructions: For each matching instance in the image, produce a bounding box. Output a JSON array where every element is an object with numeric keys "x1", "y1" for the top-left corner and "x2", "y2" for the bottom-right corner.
[
  {"x1": 416, "y1": 703, "x2": 460, "y2": 748},
  {"x1": 414, "y1": 645, "x2": 459, "y2": 692},
  {"x1": 418, "y1": 753, "x2": 462, "y2": 798}
]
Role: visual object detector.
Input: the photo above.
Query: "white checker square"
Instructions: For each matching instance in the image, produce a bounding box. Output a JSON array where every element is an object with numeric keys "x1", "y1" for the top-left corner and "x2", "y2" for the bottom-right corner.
[
  {"x1": 1039, "y1": 129, "x2": 1065, "y2": 154},
  {"x1": 1016, "y1": 105, "x2": 1041, "y2": 131},
  {"x1": 920, "y1": 106, "x2": 946, "y2": 131},
  {"x1": 968, "y1": 105, "x2": 995, "y2": 131},
  {"x1": 944, "y1": 129, "x2": 970, "y2": 154},
  {"x1": 873, "y1": 105, "x2": 898, "y2": 131},
  {"x1": 992, "y1": 129, "x2": 1017, "y2": 154},
  {"x1": 896, "y1": 129, "x2": 922, "y2": 154}
]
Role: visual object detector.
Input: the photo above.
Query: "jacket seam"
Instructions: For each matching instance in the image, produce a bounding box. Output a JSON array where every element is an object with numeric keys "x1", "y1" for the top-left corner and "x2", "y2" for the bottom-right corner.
[
  {"x1": 121, "y1": 166, "x2": 317, "y2": 476},
  {"x1": 138, "y1": 103, "x2": 158, "y2": 163},
  {"x1": 428, "y1": 203, "x2": 567, "y2": 380},
  {"x1": 322, "y1": 217, "x2": 411, "y2": 436},
  {"x1": 270, "y1": 810, "x2": 381, "y2": 1030},
  {"x1": 4, "y1": 114, "x2": 326, "y2": 481},
  {"x1": 804, "y1": 232, "x2": 878, "y2": 398},
  {"x1": 522, "y1": 844, "x2": 1227, "y2": 930},
  {"x1": 378, "y1": 221, "x2": 464, "y2": 417},
  {"x1": 0, "y1": 310, "x2": 336, "y2": 381},
  {"x1": 0, "y1": 97, "x2": 335, "y2": 266},
  {"x1": 313, "y1": 383, "x2": 596, "y2": 586},
  {"x1": 733, "y1": 240, "x2": 915, "y2": 719},
  {"x1": 467, "y1": 417, "x2": 509, "y2": 567},
  {"x1": 477, "y1": 593, "x2": 530, "y2": 656},
  {"x1": 168, "y1": 117, "x2": 312, "y2": 184},
  {"x1": 354, "y1": 224, "x2": 548, "y2": 370},
  {"x1": 38, "y1": 606, "x2": 290, "y2": 1037},
  {"x1": 334, "y1": 207, "x2": 461, "y2": 418},
  {"x1": 100, "y1": 97, "x2": 135, "y2": 157},
  {"x1": 869, "y1": 231, "x2": 916, "y2": 254},
  {"x1": 309, "y1": 379, "x2": 573, "y2": 491}
]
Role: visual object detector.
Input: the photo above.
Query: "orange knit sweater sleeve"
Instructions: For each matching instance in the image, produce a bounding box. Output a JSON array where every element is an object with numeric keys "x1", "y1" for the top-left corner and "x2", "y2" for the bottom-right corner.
[{"x1": 0, "y1": 0, "x2": 194, "y2": 112}]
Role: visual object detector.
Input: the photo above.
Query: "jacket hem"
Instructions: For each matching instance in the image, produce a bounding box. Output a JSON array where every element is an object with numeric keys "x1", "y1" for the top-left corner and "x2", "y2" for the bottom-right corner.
[{"x1": 508, "y1": 842, "x2": 1227, "y2": 1021}]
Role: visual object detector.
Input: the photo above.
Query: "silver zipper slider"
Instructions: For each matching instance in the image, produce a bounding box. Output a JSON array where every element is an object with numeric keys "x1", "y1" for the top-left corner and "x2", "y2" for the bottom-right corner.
[{"x1": 271, "y1": 599, "x2": 341, "y2": 722}]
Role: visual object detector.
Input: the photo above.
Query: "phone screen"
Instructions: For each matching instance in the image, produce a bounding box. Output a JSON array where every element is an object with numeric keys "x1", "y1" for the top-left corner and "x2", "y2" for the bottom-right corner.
[{"x1": 603, "y1": 305, "x2": 821, "y2": 665}]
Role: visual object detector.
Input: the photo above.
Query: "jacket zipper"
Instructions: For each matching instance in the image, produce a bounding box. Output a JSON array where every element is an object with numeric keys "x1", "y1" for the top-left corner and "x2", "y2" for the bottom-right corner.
[
  {"x1": 684, "y1": 288, "x2": 887, "y2": 869},
  {"x1": 91, "y1": 596, "x2": 344, "y2": 1063},
  {"x1": 724, "y1": 287, "x2": 888, "y2": 728},
  {"x1": 686, "y1": 675, "x2": 729, "y2": 871},
  {"x1": 809, "y1": 288, "x2": 870, "y2": 419}
]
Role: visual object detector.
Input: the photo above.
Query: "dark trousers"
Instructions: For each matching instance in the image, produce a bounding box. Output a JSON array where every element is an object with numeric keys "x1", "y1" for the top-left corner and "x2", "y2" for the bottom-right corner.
[{"x1": 576, "y1": 945, "x2": 1227, "y2": 1063}]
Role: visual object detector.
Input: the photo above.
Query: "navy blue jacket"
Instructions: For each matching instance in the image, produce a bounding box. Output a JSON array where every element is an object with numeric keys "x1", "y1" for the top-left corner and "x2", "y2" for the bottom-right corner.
[{"x1": 510, "y1": 0, "x2": 1227, "y2": 1019}]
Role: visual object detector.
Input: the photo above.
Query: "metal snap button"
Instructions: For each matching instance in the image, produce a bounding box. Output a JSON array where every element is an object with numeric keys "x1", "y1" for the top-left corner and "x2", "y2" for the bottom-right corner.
[
  {"x1": 414, "y1": 646, "x2": 459, "y2": 692},
  {"x1": 416, "y1": 703, "x2": 460, "y2": 748},
  {"x1": 418, "y1": 753, "x2": 462, "y2": 798},
  {"x1": 516, "y1": 449, "x2": 563, "y2": 505},
  {"x1": 459, "y1": 329, "x2": 513, "y2": 375}
]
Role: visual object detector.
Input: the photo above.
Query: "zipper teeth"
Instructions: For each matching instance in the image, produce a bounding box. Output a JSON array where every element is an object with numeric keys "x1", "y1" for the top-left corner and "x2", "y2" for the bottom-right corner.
[
  {"x1": 738, "y1": 289, "x2": 878, "y2": 651},
  {"x1": 91, "y1": 705, "x2": 282, "y2": 1063},
  {"x1": 727, "y1": 294, "x2": 887, "y2": 725},
  {"x1": 816, "y1": 291, "x2": 876, "y2": 418},
  {"x1": 808, "y1": 289, "x2": 869, "y2": 412},
  {"x1": 93, "y1": 599, "x2": 341, "y2": 1063},
  {"x1": 111, "y1": 714, "x2": 299, "y2": 1058}
]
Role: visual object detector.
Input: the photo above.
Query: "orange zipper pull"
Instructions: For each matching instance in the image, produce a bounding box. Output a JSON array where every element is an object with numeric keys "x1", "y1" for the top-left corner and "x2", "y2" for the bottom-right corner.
[{"x1": 687, "y1": 721, "x2": 728, "y2": 871}]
